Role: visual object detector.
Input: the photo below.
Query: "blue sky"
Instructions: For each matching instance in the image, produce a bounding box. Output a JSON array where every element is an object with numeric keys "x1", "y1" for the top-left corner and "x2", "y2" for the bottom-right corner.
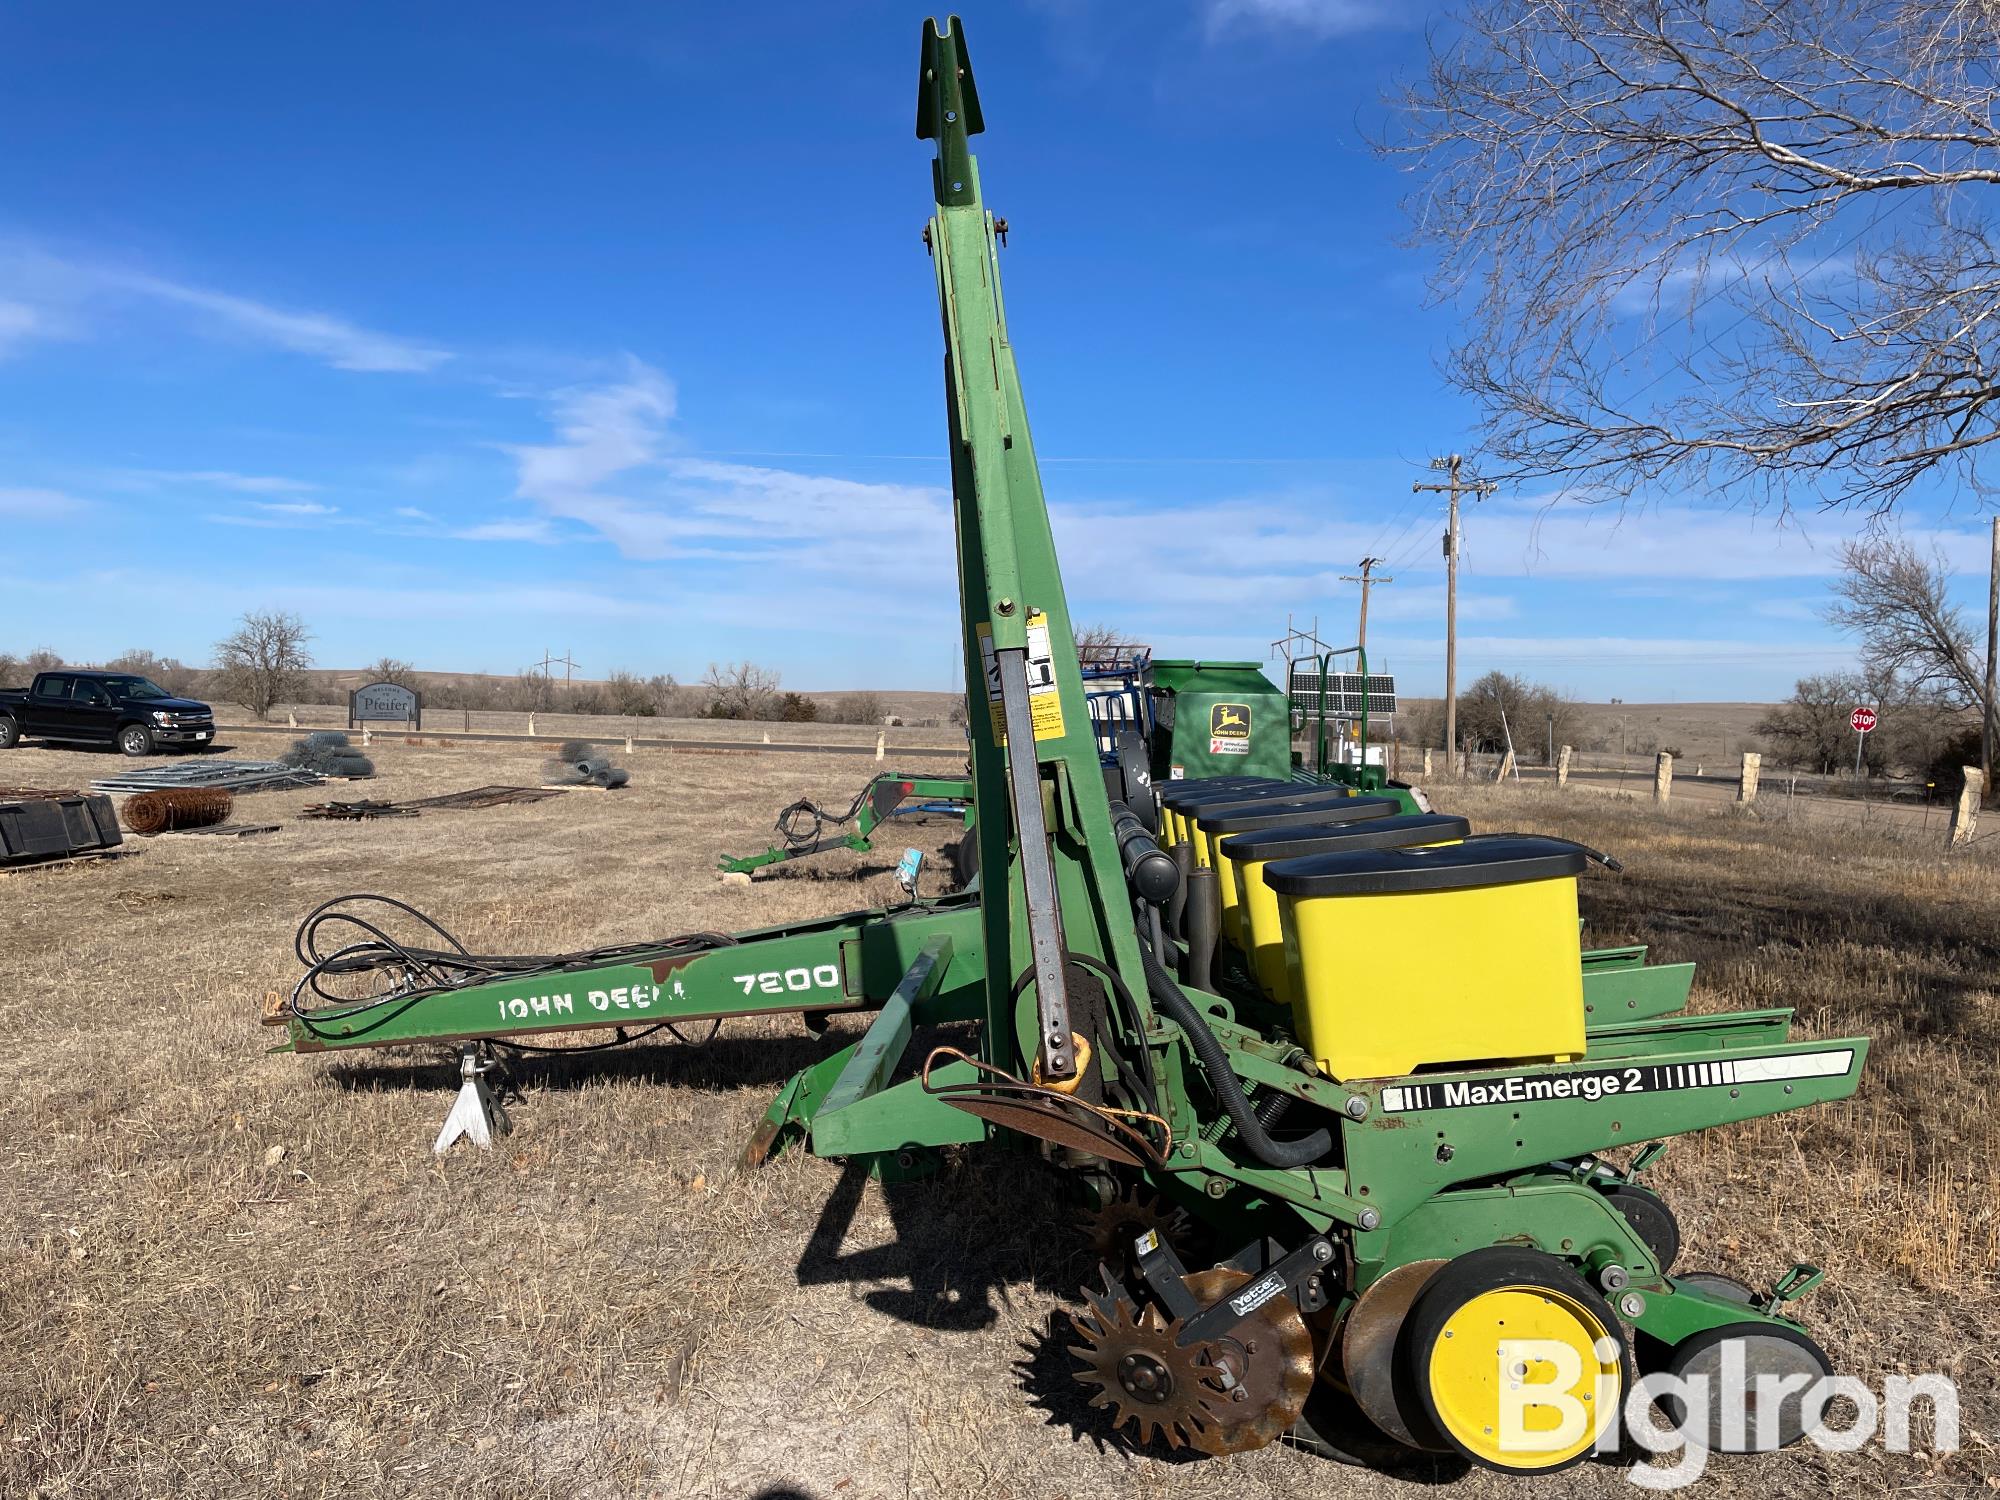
[{"x1": 0, "y1": 0, "x2": 1989, "y2": 700}]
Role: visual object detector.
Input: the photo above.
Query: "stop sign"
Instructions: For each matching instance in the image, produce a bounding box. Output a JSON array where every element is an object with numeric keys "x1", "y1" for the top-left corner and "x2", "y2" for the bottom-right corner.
[{"x1": 1851, "y1": 706, "x2": 1878, "y2": 734}]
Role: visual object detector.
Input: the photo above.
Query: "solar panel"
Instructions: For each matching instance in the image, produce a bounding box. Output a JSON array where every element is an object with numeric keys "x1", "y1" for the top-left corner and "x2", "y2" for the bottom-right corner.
[{"x1": 1288, "y1": 668, "x2": 1396, "y2": 716}]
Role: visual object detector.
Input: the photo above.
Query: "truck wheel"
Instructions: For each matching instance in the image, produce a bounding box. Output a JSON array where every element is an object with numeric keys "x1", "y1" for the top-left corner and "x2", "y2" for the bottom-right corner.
[
  {"x1": 117, "y1": 723, "x2": 156, "y2": 757},
  {"x1": 0, "y1": 716, "x2": 18, "y2": 749}
]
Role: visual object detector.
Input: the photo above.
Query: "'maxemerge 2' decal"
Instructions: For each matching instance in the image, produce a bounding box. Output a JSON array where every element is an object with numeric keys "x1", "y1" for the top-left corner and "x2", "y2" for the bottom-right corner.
[{"x1": 1379, "y1": 1050, "x2": 1856, "y2": 1113}]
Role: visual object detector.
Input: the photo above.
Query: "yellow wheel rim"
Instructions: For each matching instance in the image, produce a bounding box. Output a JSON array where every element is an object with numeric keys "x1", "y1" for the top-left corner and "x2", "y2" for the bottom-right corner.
[{"x1": 1425, "y1": 1284, "x2": 1620, "y2": 1471}]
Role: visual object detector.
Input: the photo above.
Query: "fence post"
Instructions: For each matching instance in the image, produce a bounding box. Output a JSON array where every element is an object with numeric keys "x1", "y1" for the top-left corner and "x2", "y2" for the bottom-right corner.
[
  {"x1": 1654, "y1": 751, "x2": 1674, "y2": 805},
  {"x1": 1738, "y1": 751, "x2": 1761, "y2": 805},
  {"x1": 1454, "y1": 749, "x2": 1468, "y2": 778},
  {"x1": 527, "y1": 712, "x2": 536, "y2": 737},
  {"x1": 1494, "y1": 748, "x2": 1515, "y2": 783},
  {"x1": 876, "y1": 731, "x2": 886, "y2": 763},
  {"x1": 1556, "y1": 745, "x2": 1572, "y2": 788},
  {"x1": 1950, "y1": 767, "x2": 1983, "y2": 847},
  {"x1": 1421, "y1": 747, "x2": 1434, "y2": 779}
]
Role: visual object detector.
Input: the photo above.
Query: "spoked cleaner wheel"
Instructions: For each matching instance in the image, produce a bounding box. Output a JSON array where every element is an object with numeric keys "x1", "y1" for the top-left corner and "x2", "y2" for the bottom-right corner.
[
  {"x1": 1401, "y1": 1247, "x2": 1628, "y2": 1474},
  {"x1": 1070, "y1": 1265, "x2": 1315, "y2": 1455}
]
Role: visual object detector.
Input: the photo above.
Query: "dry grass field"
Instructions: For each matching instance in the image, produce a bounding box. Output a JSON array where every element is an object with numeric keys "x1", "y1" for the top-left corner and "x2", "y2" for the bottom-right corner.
[{"x1": 2, "y1": 742, "x2": 1995, "y2": 1498}]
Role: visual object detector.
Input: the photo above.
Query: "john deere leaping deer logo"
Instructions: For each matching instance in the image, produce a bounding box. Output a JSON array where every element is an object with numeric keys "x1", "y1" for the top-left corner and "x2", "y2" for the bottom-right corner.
[{"x1": 1210, "y1": 703, "x2": 1250, "y2": 739}]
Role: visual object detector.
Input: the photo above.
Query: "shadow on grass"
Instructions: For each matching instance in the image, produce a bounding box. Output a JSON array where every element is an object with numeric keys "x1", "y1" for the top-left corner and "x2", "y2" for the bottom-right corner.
[
  {"x1": 795, "y1": 1154, "x2": 1091, "y2": 1334},
  {"x1": 322, "y1": 1027, "x2": 843, "y2": 1096}
]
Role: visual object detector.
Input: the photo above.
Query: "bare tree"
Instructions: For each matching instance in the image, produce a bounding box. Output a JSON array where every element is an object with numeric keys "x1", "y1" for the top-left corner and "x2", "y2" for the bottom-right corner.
[
  {"x1": 14, "y1": 646, "x2": 64, "y2": 678},
  {"x1": 1073, "y1": 623, "x2": 1140, "y2": 666},
  {"x1": 1759, "y1": 654, "x2": 1970, "y2": 777},
  {"x1": 1758, "y1": 672, "x2": 1876, "y2": 773},
  {"x1": 508, "y1": 670, "x2": 556, "y2": 713},
  {"x1": 213, "y1": 610, "x2": 312, "y2": 719},
  {"x1": 1828, "y1": 536, "x2": 1985, "y2": 703},
  {"x1": 604, "y1": 670, "x2": 683, "y2": 717},
  {"x1": 1392, "y1": 1, "x2": 2000, "y2": 508},
  {"x1": 104, "y1": 648, "x2": 201, "y2": 697},
  {"x1": 830, "y1": 690, "x2": 887, "y2": 725},
  {"x1": 363, "y1": 656, "x2": 421, "y2": 688},
  {"x1": 1455, "y1": 670, "x2": 1580, "y2": 762},
  {"x1": 700, "y1": 661, "x2": 781, "y2": 721}
]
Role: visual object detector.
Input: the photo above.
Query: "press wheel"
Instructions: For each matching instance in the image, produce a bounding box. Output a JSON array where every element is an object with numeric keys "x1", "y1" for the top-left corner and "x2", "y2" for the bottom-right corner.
[{"x1": 1402, "y1": 1247, "x2": 1627, "y2": 1474}]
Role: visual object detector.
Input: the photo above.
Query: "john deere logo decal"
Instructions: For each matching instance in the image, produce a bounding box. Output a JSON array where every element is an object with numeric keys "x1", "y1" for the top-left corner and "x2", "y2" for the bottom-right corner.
[{"x1": 1210, "y1": 702, "x2": 1251, "y2": 756}]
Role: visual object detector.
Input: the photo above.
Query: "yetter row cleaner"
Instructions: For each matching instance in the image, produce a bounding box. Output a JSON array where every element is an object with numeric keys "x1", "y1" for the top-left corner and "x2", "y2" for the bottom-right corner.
[{"x1": 266, "y1": 17, "x2": 1866, "y2": 1475}]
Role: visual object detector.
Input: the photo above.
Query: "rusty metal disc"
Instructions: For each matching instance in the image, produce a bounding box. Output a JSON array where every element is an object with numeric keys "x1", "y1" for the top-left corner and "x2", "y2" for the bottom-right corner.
[
  {"x1": 1338, "y1": 1258, "x2": 1448, "y2": 1451},
  {"x1": 938, "y1": 1093, "x2": 1150, "y2": 1167},
  {"x1": 1069, "y1": 1267, "x2": 1315, "y2": 1456},
  {"x1": 1078, "y1": 1182, "x2": 1192, "y2": 1268}
]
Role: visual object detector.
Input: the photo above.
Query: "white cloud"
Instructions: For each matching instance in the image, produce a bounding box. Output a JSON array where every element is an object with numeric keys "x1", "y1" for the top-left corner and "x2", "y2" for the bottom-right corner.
[
  {"x1": 0, "y1": 486, "x2": 87, "y2": 519},
  {"x1": 395, "y1": 505, "x2": 437, "y2": 521},
  {"x1": 249, "y1": 500, "x2": 337, "y2": 516},
  {"x1": 1752, "y1": 597, "x2": 1824, "y2": 622},
  {"x1": 110, "y1": 269, "x2": 450, "y2": 372},
  {"x1": 1365, "y1": 633, "x2": 1858, "y2": 670},
  {"x1": 171, "y1": 470, "x2": 320, "y2": 495},
  {"x1": 0, "y1": 300, "x2": 42, "y2": 358},
  {"x1": 509, "y1": 360, "x2": 676, "y2": 502},
  {"x1": 1202, "y1": 0, "x2": 1387, "y2": 39},
  {"x1": 452, "y1": 518, "x2": 554, "y2": 543},
  {"x1": 96, "y1": 468, "x2": 324, "y2": 497},
  {"x1": 502, "y1": 360, "x2": 956, "y2": 566},
  {"x1": 0, "y1": 244, "x2": 449, "y2": 373},
  {"x1": 487, "y1": 361, "x2": 1948, "y2": 679}
]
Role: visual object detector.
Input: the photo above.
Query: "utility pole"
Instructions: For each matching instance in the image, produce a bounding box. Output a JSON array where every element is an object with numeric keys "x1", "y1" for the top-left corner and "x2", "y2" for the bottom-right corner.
[
  {"x1": 1339, "y1": 557, "x2": 1393, "y2": 656},
  {"x1": 527, "y1": 649, "x2": 582, "y2": 698},
  {"x1": 1986, "y1": 516, "x2": 1997, "y2": 806},
  {"x1": 1413, "y1": 455, "x2": 1495, "y2": 760}
]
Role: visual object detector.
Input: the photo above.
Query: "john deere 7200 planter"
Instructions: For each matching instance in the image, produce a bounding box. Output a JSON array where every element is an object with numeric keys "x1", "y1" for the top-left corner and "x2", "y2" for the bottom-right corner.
[{"x1": 268, "y1": 18, "x2": 1867, "y2": 1474}]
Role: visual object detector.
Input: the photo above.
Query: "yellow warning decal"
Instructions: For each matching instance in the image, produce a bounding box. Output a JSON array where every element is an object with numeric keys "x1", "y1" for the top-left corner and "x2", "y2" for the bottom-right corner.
[{"x1": 975, "y1": 610, "x2": 1066, "y2": 743}]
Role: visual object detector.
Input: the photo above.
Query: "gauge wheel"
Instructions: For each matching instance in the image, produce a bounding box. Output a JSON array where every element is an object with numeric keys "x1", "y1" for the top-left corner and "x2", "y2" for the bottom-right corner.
[
  {"x1": 1402, "y1": 1246, "x2": 1628, "y2": 1474},
  {"x1": 1602, "y1": 1182, "x2": 1681, "y2": 1272},
  {"x1": 1655, "y1": 1321, "x2": 1832, "y2": 1452}
]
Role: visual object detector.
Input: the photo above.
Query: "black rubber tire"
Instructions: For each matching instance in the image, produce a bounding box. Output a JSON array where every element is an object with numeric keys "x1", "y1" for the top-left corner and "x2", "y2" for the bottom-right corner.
[
  {"x1": 1602, "y1": 1183, "x2": 1681, "y2": 1272},
  {"x1": 1655, "y1": 1321, "x2": 1832, "y2": 1452},
  {"x1": 117, "y1": 723, "x2": 155, "y2": 757},
  {"x1": 1400, "y1": 1246, "x2": 1630, "y2": 1475},
  {"x1": 0, "y1": 716, "x2": 18, "y2": 749},
  {"x1": 948, "y1": 827, "x2": 978, "y2": 890}
]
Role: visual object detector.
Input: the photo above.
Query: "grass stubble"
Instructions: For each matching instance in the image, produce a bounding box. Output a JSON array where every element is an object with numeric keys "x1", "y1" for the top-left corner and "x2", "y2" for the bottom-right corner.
[{"x1": 0, "y1": 744, "x2": 1993, "y2": 1498}]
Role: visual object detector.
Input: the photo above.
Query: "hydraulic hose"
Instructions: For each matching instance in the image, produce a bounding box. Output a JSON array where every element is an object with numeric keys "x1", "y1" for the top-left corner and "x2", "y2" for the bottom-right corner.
[{"x1": 1137, "y1": 938, "x2": 1333, "y2": 1170}]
